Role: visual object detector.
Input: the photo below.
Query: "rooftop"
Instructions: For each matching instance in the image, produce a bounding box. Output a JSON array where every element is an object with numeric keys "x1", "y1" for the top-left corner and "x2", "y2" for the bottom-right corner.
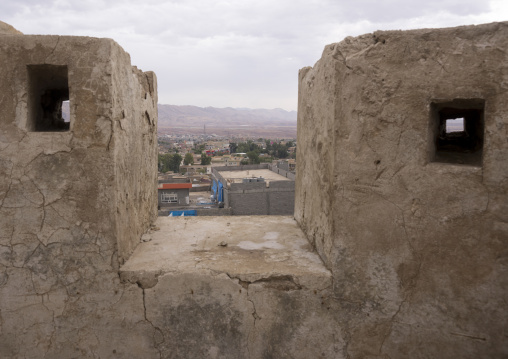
[{"x1": 219, "y1": 168, "x2": 291, "y2": 184}]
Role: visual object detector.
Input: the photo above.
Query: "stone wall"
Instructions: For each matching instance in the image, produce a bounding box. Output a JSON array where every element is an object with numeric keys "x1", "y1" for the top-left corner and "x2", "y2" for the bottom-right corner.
[
  {"x1": 111, "y1": 43, "x2": 158, "y2": 262},
  {"x1": 0, "y1": 32, "x2": 158, "y2": 358},
  {"x1": 295, "y1": 22, "x2": 508, "y2": 358}
]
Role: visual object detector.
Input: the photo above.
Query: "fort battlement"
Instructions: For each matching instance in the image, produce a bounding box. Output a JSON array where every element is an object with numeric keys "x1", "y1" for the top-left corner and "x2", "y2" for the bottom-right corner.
[{"x1": 1, "y1": 21, "x2": 507, "y2": 358}]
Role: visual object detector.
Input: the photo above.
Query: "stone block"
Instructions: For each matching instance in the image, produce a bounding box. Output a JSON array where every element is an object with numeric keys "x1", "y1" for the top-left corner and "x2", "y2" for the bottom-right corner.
[{"x1": 120, "y1": 216, "x2": 337, "y2": 358}]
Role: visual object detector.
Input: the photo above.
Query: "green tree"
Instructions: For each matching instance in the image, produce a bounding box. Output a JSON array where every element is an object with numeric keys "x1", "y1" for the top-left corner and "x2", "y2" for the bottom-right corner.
[
  {"x1": 184, "y1": 152, "x2": 194, "y2": 165},
  {"x1": 193, "y1": 144, "x2": 205, "y2": 154},
  {"x1": 247, "y1": 151, "x2": 260, "y2": 164},
  {"x1": 200, "y1": 153, "x2": 212, "y2": 165},
  {"x1": 237, "y1": 140, "x2": 260, "y2": 153},
  {"x1": 276, "y1": 148, "x2": 289, "y2": 159},
  {"x1": 229, "y1": 142, "x2": 238, "y2": 154},
  {"x1": 265, "y1": 139, "x2": 270, "y2": 149},
  {"x1": 170, "y1": 154, "x2": 182, "y2": 172},
  {"x1": 158, "y1": 153, "x2": 173, "y2": 173}
]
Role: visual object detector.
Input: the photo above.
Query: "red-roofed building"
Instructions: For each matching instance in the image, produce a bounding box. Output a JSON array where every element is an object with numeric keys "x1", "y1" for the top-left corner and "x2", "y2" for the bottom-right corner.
[{"x1": 158, "y1": 179, "x2": 192, "y2": 208}]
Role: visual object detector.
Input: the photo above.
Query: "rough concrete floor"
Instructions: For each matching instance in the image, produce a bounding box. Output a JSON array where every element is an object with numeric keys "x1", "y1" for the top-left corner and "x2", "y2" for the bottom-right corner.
[{"x1": 120, "y1": 216, "x2": 330, "y2": 288}]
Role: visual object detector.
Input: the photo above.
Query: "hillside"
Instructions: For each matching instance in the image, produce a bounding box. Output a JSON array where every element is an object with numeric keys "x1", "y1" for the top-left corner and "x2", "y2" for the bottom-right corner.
[
  {"x1": 157, "y1": 104, "x2": 297, "y2": 138},
  {"x1": 62, "y1": 103, "x2": 297, "y2": 138}
]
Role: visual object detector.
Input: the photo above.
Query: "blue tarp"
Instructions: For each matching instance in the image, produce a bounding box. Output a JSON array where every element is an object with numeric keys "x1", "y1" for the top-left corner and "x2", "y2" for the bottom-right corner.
[
  {"x1": 212, "y1": 180, "x2": 218, "y2": 199},
  {"x1": 218, "y1": 181, "x2": 223, "y2": 202},
  {"x1": 212, "y1": 179, "x2": 223, "y2": 203},
  {"x1": 168, "y1": 210, "x2": 197, "y2": 217}
]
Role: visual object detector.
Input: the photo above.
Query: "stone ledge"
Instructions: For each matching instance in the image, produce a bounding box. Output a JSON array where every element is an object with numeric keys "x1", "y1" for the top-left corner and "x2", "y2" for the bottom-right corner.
[
  {"x1": 119, "y1": 216, "x2": 338, "y2": 358},
  {"x1": 120, "y1": 216, "x2": 331, "y2": 290}
]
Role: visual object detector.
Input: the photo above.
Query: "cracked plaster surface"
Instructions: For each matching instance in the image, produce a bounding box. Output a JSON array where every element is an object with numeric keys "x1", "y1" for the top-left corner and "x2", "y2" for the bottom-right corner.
[
  {"x1": 295, "y1": 22, "x2": 508, "y2": 359},
  {"x1": 119, "y1": 216, "x2": 341, "y2": 358},
  {"x1": 0, "y1": 33, "x2": 158, "y2": 359},
  {"x1": 2, "y1": 21, "x2": 508, "y2": 359}
]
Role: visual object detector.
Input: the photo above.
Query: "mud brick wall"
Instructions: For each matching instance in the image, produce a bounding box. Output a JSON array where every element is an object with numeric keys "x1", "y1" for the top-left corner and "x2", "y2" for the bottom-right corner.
[{"x1": 295, "y1": 22, "x2": 508, "y2": 358}]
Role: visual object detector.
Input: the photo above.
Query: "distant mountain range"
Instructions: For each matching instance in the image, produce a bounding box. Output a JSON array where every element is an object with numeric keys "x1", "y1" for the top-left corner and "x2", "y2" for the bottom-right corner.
[
  {"x1": 62, "y1": 103, "x2": 297, "y2": 138},
  {"x1": 157, "y1": 104, "x2": 297, "y2": 138}
]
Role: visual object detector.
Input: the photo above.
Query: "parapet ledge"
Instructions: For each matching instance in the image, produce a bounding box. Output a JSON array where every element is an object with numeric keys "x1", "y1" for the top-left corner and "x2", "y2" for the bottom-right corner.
[{"x1": 119, "y1": 216, "x2": 331, "y2": 291}]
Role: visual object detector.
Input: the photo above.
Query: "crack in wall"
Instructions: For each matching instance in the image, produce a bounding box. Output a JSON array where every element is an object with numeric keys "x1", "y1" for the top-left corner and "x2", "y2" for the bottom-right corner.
[
  {"x1": 44, "y1": 37, "x2": 60, "y2": 64},
  {"x1": 378, "y1": 298, "x2": 406, "y2": 356},
  {"x1": 141, "y1": 287, "x2": 164, "y2": 359},
  {"x1": 450, "y1": 332, "x2": 487, "y2": 341},
  {"x1": 226, "y1": 273, "x2": 303, "y2": 291},
  {"x1": 245, "y1": 287, "x2": 257, "y2": 359}
]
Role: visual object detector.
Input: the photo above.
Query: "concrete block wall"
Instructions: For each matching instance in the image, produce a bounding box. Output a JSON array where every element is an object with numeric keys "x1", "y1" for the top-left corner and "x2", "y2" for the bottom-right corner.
[
  {"x1": 228, "y1": 191, "x2": 269, "y2": 215},
  {"x1": 268, "y1": 190, "x2": 295, "y2": 215},
  {"x1": 227, "y1": 181, "x2": 295, "y2": 215},
  {"x1": 229, "y1": 181, "x2": 267, "y2": 191},
  {"x1": 273, "y1": 167, "x2": 296, "y2": 180},
  {"x1": 196, "y1": 207, "x2": 233, "y2": 216},
  {"x1": 270, "y1": 181, "x2": 295, "y2": 190},
  {"x1": 214, "y1": 164, "x2": 296, "y2": 215},
  {"x1": 268, "y1": 181, "x2": 295, "y2": 215}
]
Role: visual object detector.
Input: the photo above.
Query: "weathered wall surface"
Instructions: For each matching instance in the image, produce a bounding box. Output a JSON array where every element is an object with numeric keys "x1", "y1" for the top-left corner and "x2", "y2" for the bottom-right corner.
[
  {"x1": 111, "y1": 41, "x2": 158, "y2": 262},
  {"x1": 0, "y1": 34, "x2": 158, "y2": 358},
  {"x1": 145, "y1": 272, "x2": 341, "y2": 358},
  {"x1": 296, "y1": 22, "x2": 508, "y2": 358},
  {"x1": 120, "y1": 216, "x2": 341, "y2": 359}
]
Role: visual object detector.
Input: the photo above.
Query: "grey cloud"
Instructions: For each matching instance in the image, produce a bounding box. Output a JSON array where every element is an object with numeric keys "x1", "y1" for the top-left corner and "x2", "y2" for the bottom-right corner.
[{"x1": 0, "y1": 0, "x2": 502, "y2": 110}]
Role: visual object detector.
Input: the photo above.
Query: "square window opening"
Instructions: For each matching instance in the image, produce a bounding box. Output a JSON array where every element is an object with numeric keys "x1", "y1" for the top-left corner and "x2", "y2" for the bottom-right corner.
[
  {"x1": 445, "y1": 117, "x2": 464, "y2": 133},
  {"x1": 62, "y1": 100, "x2": 70, "y2": 123},
  {"x1": 161, "y1": 193, "x2": 178, "y2": 203},
  {"x1": 27, "y1": 64, "x2": 70, "y2": 132},
  {"x1": 429, "y1": 99, "x2": 484, "y2": 166}
]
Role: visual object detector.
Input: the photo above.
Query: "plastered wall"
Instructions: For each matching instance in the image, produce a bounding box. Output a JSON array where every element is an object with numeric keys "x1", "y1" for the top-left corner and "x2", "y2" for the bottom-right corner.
[
  {"x1": 0, "y1": 34, "x2": 158, "y2": 358},
  {"x1": 296, "y1": 22, "x2": 508, "y2": 358},
  {"x1": 2, "y1": 21, "x2": 507, "y2": 359}
]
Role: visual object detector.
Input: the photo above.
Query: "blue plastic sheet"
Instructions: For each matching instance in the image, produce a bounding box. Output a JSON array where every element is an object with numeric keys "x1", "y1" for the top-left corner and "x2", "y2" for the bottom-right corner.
[
  {"x1": 212, "y1": 180, "x2": 218, "y2": 199},
  {"x1": 168, "y1": 210, "x2": 197, "y2": 217},
  {"x1": 218, "y1": 181, "x2": 223, "y2": 202}
]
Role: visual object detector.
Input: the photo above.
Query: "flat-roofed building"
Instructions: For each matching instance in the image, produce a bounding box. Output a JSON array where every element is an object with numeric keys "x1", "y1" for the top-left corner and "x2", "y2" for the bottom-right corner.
[
  {"x1": 212, "y1": 164, "x2": 295, "y2": 215},
  {"x1": 158, "y1": 179, "x2": 192, "y2": 207}
]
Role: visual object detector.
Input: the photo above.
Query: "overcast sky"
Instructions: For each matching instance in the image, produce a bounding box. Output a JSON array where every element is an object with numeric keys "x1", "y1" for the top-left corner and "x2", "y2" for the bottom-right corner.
[{"x1": 2, "y1": 1, "x2": 507, "y2": 111}]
